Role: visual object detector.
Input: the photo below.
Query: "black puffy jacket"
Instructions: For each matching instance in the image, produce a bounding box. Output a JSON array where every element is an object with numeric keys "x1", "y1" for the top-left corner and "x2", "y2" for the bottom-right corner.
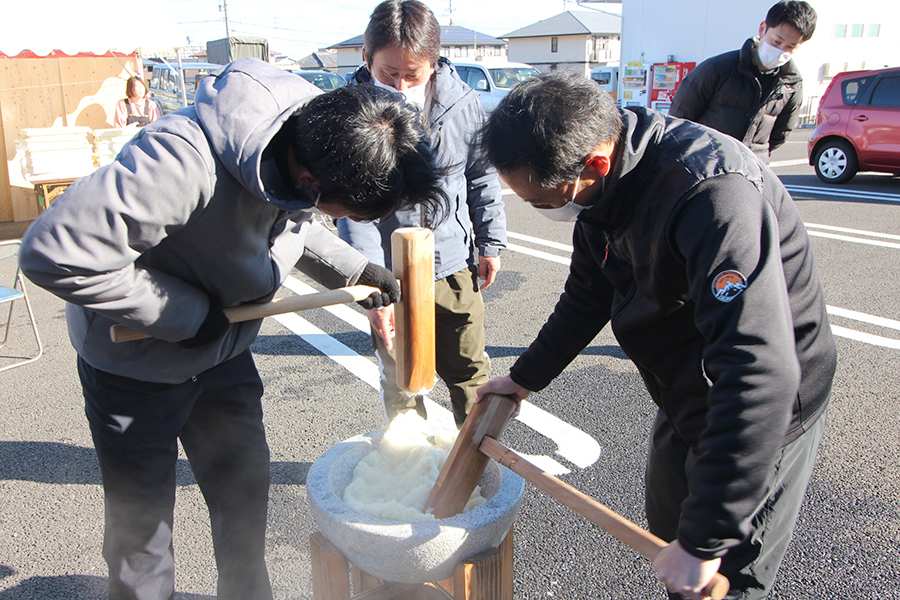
[
  {"x1": 669, "y1": 37, "x2": 803, "y2": 162},
  {"x1": 510, "y1": 107, "x2": 835, "y2": 559}
]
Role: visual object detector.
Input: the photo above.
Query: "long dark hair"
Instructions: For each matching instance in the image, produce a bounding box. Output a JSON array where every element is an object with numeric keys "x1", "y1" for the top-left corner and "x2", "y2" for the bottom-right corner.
[{"x1": 364, "y1": 0, "x2": 441, "y2": 66}]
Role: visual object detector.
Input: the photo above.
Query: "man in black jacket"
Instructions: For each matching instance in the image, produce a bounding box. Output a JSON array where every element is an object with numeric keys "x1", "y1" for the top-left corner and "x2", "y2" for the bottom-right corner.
[
  {"x1": 478, "y1": 73, "x2": 836, "y2": 600},
  {"x1": 669, "y1": 0, "x2": 817, "y2": 163}
]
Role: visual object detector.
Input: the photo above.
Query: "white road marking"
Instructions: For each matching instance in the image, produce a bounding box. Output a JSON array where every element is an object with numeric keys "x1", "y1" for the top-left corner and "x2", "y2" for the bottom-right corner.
[
  {"x1": 507, "y1": 242, "x2": 571, "y2": 265},
  {"x1": 807, "y1": 230, "x2": 900, "y2": 249},
  {"x1": 785, "y1": 184, "x2": 900, "y2": 203},
  {"x1": 805, "y1": 223, "x2": 900, "y2": 242},
  {"x1": 827, "y1": 306, "x2": 900, "y2": 331},
  {"x1": 276, "y1": 276, "x2": 589, "y2": 474},
  {"x1": 829, "y1": 324, "x2": 900, "y2": 350},
  {"x1": 272, "y1": 312, "x2": 381, "y2": 389},
  {"x1": 769, "y1": 158, "x2": 809, "y2": 168},
  {"x1": 505, "y1": 231, "x2": 900, "y2": 350},
  {"x1": 508, "y1": 231, "x2": 574, "y2": 252}
]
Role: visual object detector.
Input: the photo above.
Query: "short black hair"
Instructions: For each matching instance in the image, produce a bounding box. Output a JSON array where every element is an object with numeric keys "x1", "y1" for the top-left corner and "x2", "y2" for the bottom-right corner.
[
  {"x1": 766, "y1": 0, "x2": 817, "y2": 41},
  {"x1": 481, "y1": 72, "x2": 623, "y2": 188},
  {"x1": 364, "y1": 0, "x2": 442, "y2": 67},
  {"x1": 288, "y1": 83, "x2": 446, "y2": 223}
]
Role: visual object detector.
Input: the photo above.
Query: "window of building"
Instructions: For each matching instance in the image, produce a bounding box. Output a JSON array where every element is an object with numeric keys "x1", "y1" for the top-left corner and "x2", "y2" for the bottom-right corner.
[
  {"x1": 851, "y1": 24, "x2": 864, "y2": 37},
  {"x1": 868, "y1": 24, "x2": 881, "y2": 37},
  {"x1": 834, "y1": 24, "x2": 846, "y2": 37},
  {"x1": 551, "y1": 37, "x2": 558, "y2": 53}
]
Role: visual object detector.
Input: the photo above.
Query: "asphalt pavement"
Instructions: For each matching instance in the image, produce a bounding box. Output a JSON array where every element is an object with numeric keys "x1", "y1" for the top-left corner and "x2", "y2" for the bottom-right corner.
[{"x1": 1, "y1": 127, "x2": 899, "y2": 599}]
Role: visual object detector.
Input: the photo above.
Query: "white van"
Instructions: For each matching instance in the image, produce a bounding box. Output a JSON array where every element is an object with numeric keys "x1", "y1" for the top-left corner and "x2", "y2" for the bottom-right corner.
[
  {"x1": 453, "y1": 60, "x2": 540, "y2": 113},
  {"x1": 590, "y1": 66, "x2": 619, "y2": 103}
]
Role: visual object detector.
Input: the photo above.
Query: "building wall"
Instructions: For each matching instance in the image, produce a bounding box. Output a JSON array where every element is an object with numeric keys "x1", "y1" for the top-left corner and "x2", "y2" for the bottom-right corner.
[
  {"x1": 620, "y1": 0, "x2": 900, "y2": 119},
  {"x1": 335, "y1": 48, "x2": 365, "y2": 78},
  {"x1": 509, "y1": 34, "x2": 620, "y2": 76}
]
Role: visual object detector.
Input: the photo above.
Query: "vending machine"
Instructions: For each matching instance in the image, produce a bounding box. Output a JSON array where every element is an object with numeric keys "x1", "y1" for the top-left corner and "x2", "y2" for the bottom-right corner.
[
  {"x1": 620, "y1": 61, "x2": 650, "y2": 108},
  {"x1": 650, "y1": 62, "x2": 696, "y2": 114}
]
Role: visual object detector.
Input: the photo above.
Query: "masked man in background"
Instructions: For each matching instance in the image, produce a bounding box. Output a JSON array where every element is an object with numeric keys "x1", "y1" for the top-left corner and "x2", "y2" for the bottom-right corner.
[{"x1": 670, "y1": 0, "x2": 817, "y2": 163}]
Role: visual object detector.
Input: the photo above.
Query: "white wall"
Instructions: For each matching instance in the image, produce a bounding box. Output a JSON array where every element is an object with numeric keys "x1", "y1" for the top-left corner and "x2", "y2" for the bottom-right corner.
[
  {"x1": 619, "y1": 0, "x2": 900, "y2": 118},
  {"x1": 335, "y1": 48, "x2": 364, "y2": 78},
  {"x1": 509, "y1": 34, "x2": 620, "y2": 76},
  {"x1": 509, "y1": 35, "x2": 588, "y2": 70}
]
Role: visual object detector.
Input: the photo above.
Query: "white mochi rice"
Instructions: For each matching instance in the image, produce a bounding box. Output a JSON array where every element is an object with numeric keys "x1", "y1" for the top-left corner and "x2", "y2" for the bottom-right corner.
[{"x1": 343, "y1": 412, "x2": 487, "y2": 521}]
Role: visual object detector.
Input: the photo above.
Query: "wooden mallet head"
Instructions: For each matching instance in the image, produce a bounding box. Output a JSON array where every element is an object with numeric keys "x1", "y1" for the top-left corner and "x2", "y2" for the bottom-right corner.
[
  {"x1": 391, "y1": 227, "x2": 435, "y2": 393},
  {"x1": 424, "y1": 393, "x2": 518, "y2": 518}
]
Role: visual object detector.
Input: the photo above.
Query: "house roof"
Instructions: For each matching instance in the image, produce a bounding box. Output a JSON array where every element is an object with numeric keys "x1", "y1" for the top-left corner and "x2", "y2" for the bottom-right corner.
[
  {"x1": 329, "y1": 26, "x2": 504, "y2": 50},
  {"x1": 501, "y1": 10, "x2": 621, "y2": 38},
  {"x1": 296, "y1": 51, "x2": 339, "y2": 70}
]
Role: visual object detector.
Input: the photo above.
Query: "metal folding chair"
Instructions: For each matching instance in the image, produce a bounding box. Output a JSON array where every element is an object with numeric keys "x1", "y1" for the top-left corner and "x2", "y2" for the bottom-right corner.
[{"x1": 0, "y1": 239, "x2": 43, "y2": 372}]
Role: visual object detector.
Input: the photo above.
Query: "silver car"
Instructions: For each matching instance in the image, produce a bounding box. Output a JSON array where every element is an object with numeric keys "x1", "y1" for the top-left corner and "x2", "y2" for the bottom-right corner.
[{"x1": 453, "y1": 61, "x2": 540, "y2": 113}]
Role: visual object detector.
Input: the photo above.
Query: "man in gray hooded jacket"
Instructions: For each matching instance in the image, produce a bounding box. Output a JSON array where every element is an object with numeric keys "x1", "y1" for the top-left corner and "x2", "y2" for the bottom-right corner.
[{"x1": 20, "y1": 58, "x2": 445, "y2": 600}]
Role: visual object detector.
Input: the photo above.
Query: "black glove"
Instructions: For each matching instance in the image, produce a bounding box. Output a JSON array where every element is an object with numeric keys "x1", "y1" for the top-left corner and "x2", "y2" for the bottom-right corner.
[
  {"x1": 178, "y1": 296, "x2": 231, "y2": 349},
  {"x1": 356, "y1": 262, "x2": 401, "y2": 309}
]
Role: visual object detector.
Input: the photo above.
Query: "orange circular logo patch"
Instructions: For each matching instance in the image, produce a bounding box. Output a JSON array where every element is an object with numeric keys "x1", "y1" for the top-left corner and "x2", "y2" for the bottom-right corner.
[{"x1": 711, "y1": 270, "x2": 747, "y2": 303}]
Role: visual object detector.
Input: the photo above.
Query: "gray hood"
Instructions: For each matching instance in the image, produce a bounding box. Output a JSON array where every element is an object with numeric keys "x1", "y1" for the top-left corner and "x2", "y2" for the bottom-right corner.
[{"x1": 193, "y1": 58, "x2": 323, "y2": 209}]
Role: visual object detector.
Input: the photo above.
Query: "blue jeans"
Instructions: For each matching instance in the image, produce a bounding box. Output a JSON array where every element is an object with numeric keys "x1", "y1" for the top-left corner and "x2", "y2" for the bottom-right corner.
[
  {"x1": 645, "y1": 408, "x2": 827, "y2": 599},
  {"x1": 80, "y1": 349, "x2": 273, "y2": 600}
]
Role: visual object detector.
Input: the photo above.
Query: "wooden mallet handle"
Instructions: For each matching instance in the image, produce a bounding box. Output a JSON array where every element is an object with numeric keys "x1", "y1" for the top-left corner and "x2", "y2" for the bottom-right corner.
[
  {"x1": 480, "y1": 436, "x2": 730, "y2": 600},
  {"x1": 391, "y1": 227, "x2": 435, "y2": 393},
  {"x1": 424, "y1": 393, "x2": 518, "y2": 518},
  {"x1": 109, "y1": 285, "x2": 380, "y2": 343}
]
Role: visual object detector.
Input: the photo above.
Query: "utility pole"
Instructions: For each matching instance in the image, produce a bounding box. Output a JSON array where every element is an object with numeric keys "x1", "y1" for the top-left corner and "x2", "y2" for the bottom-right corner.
[
  {"x1": 447, "y1": 0, "x2": 455, "y2": 26},
  {"x1": 220, "y1": 0, "x2": 232, "y2": 38}
]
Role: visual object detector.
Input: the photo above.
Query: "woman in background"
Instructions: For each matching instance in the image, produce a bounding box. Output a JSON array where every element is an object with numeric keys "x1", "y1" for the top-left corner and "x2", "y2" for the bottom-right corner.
[{"x1": 113, "y1": 76, "x2": 161, "y2": 127}]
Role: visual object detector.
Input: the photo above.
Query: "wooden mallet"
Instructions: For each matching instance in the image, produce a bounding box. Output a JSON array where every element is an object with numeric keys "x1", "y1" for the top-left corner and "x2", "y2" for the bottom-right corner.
[
  {"x1": 390, "y1": 227, "x2": 435, "y2": 393},
  {"x1": 425, "y1": 393, "x2": 730, "y2": 599},
  {"x1": 109, "y1": 285, "x2": 380, "y2": 343}
]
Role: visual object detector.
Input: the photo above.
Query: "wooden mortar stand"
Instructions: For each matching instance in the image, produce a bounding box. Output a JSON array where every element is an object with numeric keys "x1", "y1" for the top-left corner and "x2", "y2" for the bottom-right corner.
[
  {"x1": 309, "y1": 526, "x2": 514, "y2": 600},
  {"x1": 391, "y1": 227, "x2": 435, "y2": 392}
]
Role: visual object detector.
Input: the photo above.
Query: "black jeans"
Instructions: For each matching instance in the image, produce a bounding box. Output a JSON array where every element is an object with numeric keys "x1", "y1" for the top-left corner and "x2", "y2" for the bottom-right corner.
[
  {"x1": 80, "y1": 350, "x2": 273, "y2": 600},
  {"x1": 645, "y1": 408, "x2": 827, "y2": 600}
]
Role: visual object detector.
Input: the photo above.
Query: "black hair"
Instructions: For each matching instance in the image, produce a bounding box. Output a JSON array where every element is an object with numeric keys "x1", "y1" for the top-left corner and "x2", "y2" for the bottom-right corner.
[
  {"x1": 287, "y1": 83, "x2": 446, "y2": 223},
  {"x1": 765, "y1": 0, "x2": 817, "y2": 41},
  {"x1": 364, "y1": 0, "x2": 442, "y2": 67},
  {"x1": 481, "y1": 72, "x2": 623, "y2": 188}
]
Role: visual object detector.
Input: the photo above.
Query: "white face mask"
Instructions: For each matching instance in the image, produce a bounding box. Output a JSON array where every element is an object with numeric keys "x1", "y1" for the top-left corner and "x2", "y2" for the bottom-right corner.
[
  {"x1": 757, "y1": 39, "x2": 792, "y2": 70},
  {"x1": 372, "y1": 76, "x2": 429, "y2": 110},
  {"x1": 308, "y1": 190, "x2": 327, "y2": 217},
  {"x1": 534, "y1": 175, "x2": 589, "y2": 222}
]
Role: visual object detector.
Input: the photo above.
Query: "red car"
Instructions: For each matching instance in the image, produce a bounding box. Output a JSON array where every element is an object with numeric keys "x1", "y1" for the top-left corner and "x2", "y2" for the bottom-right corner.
[{"x1": 808, "y1": 66, "x2": 900, "y2": 183}]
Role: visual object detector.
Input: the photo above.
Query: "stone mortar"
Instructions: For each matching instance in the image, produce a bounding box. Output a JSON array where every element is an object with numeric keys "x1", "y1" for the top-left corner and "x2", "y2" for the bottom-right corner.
[{"x1": 307, "y1": 429, "x2": 525, "y2": 584}]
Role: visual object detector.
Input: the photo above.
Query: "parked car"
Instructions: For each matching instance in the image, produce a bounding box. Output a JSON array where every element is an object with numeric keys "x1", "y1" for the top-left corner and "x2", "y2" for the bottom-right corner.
[
  {"x1": 289, "y1": 70, "x2": 346, "y2": 91},
  {"x1": 147, "y1": 62, "x2": 221, "y2": 114},
  {"x1": 808, "y1": 66, "x2": 900, "y2": 183},
  {"x1": 453, "y1": 60, "x2": 540, "y2": 113}
]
